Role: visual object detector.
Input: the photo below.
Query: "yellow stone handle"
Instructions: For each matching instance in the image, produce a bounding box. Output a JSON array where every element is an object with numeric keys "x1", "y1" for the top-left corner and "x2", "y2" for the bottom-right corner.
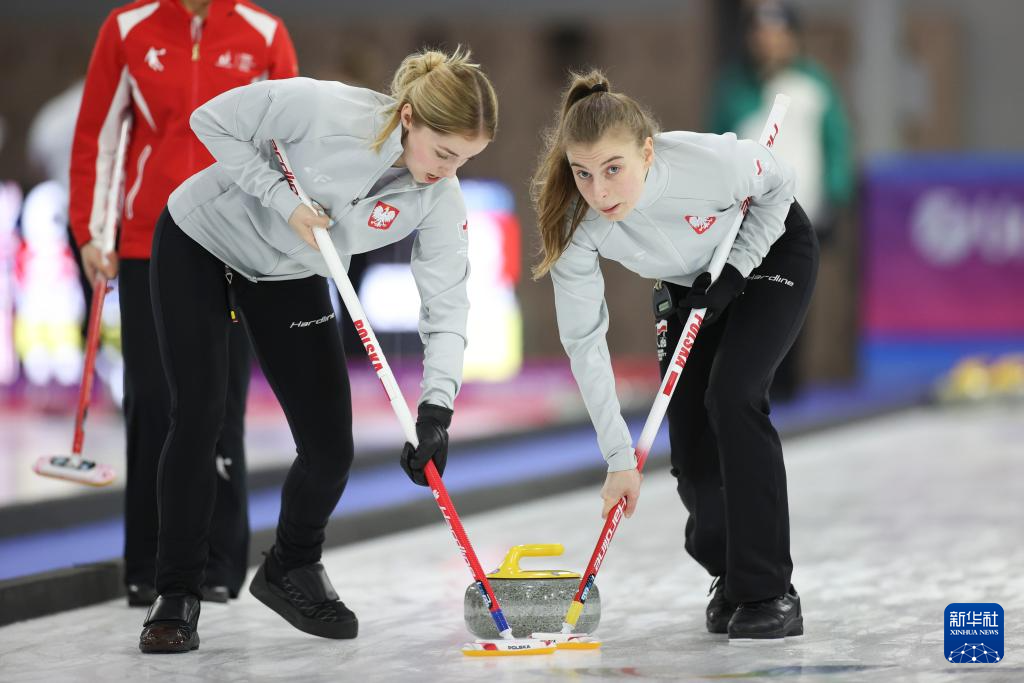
[{"x1": 496, "y1": 544, "x2": 565, "y2": 578}]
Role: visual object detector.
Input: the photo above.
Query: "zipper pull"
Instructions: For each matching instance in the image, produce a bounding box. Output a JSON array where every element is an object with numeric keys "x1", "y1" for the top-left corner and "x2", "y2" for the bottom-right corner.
[
  {"x1": 224, "y1": 265, "x2": 239, "y2": 324},
  {"x1": 190, "y1": 16, "x2": 202, "y2": 61}
]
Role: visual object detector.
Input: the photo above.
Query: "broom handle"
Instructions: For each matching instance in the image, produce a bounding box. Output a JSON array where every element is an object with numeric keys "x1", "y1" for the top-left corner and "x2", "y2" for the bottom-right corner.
[{"x1": 72, "y1": 118, "x2": 130, "y2": 454}]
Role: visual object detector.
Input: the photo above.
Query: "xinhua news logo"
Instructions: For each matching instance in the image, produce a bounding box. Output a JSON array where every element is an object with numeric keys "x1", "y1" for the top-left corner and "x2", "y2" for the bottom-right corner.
[{"x1": 945, "y1": 603, "x2": 1003, "y2": 664}]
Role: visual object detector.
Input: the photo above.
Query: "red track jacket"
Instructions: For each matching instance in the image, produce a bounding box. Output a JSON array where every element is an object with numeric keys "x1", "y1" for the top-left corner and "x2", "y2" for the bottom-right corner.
[{"x1": 69, "y1": 0, "x2": 297, "y2": 259}]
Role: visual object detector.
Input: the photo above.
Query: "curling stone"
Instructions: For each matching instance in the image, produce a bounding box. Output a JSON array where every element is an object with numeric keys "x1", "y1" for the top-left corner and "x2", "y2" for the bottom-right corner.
[
  {"x1": 935, "y1": 357, "x2": 990, "y2": 403},
  {"x1": 989, "y1": 354, "x2": 1024, "y2": 398},
  {"x1": 464, "y1": 544, "x2": 600, "y2": 639}
]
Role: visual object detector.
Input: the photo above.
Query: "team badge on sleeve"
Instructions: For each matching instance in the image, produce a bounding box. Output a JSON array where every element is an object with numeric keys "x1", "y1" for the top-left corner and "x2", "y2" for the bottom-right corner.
[{"x1": 368, "y1": 201, "x2": 399, "y2": 230}]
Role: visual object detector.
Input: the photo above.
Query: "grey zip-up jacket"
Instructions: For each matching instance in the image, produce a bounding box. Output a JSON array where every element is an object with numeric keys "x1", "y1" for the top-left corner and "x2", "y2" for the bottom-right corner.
[
  {"x1": 167, "y1": 77, "x2": 470, "y2": 410},
  {"x1": 551, "y1": 131, "x2": 795, "y2": 471}
]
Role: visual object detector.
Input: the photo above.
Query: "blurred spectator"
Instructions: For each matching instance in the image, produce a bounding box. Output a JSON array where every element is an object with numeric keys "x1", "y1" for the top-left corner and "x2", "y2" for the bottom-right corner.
[
  {"x1": 25, "y1": 80, "x2": 124, "y2": 405},
  {"x1": 707, "y1": 0, "x2": 854, "y2": 400},
  {"x1": 13, "y1": 179, "x2": 84, "y2": 412},
  {"x1": 27, "y1": 80, "x2": 84, "y2": 192},
  {"x1": 69, "y1": 0, "x2": 297, "y2": 606}
]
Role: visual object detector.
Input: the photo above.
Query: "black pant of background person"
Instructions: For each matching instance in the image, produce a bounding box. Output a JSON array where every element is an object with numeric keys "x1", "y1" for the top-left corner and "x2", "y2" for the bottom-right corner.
[
  {"x1": 656, "y1": 202, "x2": 819, "y2": 604},
  {"x1": 65, "y1": 224, "x2": 93, "y2": 344},
  {"x1": 149, "y1": 209, "x2": 354, "y2": 597},
  {"x1": 120, "y1": 258, "x2": 252, "y2": 599},
  {"x1": 65, "y1": 223, "x2": 252, "y2": 599}
]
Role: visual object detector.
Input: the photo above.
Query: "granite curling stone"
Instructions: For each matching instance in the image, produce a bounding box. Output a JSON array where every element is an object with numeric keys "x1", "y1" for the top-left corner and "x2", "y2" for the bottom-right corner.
[{"x1": 464, "y1": 544, "x2": 600, "y2": 638}]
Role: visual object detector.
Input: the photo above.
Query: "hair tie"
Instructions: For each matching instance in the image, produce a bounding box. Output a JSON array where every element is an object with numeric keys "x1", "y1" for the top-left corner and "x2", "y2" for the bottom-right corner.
[{"x1": 590, "y1": 83, "x2": 609, "y2": 94}]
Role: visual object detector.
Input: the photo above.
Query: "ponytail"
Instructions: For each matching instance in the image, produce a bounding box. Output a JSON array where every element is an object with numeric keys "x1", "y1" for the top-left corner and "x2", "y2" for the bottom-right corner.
[{"x1": 372, "y1": 46, "x2": 498, "y2": 152}]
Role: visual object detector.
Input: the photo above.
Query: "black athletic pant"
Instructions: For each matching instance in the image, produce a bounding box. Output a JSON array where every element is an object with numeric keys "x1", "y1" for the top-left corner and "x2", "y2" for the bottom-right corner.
[
  {"x1": 150, "y1": 209, "x2": 354, "y2": 597},
  {"x1": 656, "y1": 201, "x2": 819, "y2": 604},
  {"x1": 120, "y1": 257, "x2": 251, "y2": 594}
]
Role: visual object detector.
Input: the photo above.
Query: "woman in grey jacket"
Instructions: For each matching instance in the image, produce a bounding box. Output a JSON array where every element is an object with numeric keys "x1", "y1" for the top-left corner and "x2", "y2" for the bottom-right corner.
[
  {"x1": 532, "y1": 71, "x2": 816, "y2": 641},
  {"x1": 139, "y1": 48, "x2": 497, "y2": 653}
]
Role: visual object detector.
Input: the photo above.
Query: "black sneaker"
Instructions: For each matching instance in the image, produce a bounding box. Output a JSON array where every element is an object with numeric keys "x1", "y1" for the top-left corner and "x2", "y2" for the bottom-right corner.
[
  {"x1": 249, "y1": 550, "x2": 358, "y2": 639},
  {"x1": 728, "y1": 586, "x2": 803, "y2": 640},
  {"x1": 139, "y1": 593, "x2": 200, "y2": 653},
  {"x1": 705, "y1": 576, "x2": 737, "y2": 634}
]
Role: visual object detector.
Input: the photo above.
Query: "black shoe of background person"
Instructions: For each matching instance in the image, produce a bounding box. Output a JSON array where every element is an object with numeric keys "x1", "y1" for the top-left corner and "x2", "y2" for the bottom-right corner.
[
  {"x1": 727, "y1": 586, "x2": 804, "y2": 640},
  {"x1": 126, "y1": 583, "x2": 158, "y2": 608},
  {"x1": 249, "y1": 548, "x2": 358, "y2": 639},
  {"x1": 139, "y1": 593, "x2": 200, "y2": 653},
  {"x1": 205, "y1": 563, "x2": 244, "y2": 599},
  {"x1": 705, "y1": 576, "x2": 737, "y2": 634},
  {"x1": 200, "y1": 584, "x2": 230, "y2": 603}
]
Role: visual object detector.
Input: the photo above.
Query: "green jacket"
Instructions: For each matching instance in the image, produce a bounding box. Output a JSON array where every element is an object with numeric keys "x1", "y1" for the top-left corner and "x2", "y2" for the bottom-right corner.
[{"x1": 708, "y1": 57, "x2": 853, "y2": 216}]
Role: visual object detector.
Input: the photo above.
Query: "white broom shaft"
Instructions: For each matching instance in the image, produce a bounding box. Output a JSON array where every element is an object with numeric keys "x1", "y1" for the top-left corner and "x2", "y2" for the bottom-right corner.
[
  {"x1": 705, "y1": 95, "x2": 791, "y2": 282},
  {"x1": 72, "y1": 118, "x2": 130, "y2": 455},
  {"x1": 313, "y1": 228, "x2": 417, "y2": 445},
  {"x1": 101, "y1": 119, "x2": 131, "y2": 255},
  {"x1": 635, "y1": 94, "x2": 791, "y2": 463}
]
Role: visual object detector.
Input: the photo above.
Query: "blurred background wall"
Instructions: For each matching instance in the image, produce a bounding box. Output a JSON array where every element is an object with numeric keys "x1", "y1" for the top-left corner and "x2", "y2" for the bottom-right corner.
[
  {"x1": 1, "y1": 0, "x2": 1023, "y2": 386},
  {"x1": 3, "y1": 0, "x2": 1024, "y2": 596}
]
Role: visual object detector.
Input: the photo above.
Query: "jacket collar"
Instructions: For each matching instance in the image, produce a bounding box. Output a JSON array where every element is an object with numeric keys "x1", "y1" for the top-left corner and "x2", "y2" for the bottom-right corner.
[
  {"x1": 636, "y1": 153, "x2": 670, "y2": 212},
  {"x1": 379, "y1": 119, "x2": 405, "y2": 165},
  {"x1": 161, "y1": 0, "x2": 234, "y2": 23},
  {"x1": 370, "y1": 103, "x2": 409, "y2": 172}
]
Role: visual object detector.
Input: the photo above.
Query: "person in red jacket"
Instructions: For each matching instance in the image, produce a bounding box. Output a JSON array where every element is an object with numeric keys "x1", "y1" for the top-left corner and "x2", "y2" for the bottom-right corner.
[{"x1": 69, "y1": 0, "x2": 298, "y2": 606}]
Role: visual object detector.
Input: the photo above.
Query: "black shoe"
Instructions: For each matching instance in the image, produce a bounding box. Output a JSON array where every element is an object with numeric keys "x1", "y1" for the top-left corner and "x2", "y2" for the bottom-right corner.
[
  {"x1": 200, "y1": 585, "x2": 230, "y2": 603},
  {"x1": 249, "y1": 550, "x2": 358, "y2": 639},
  {"x1": 705, "y1": 576, "x2": 737, "y2": 634},
  {"x1": 126, "y1": 583, "x2": 157, "y2": 608},
  {"x1": 139, "y1": 593, "x2": 201, "y2": 653},
  {"x1": 728, "y1": 586, "x2": 803, "y2": 640}
]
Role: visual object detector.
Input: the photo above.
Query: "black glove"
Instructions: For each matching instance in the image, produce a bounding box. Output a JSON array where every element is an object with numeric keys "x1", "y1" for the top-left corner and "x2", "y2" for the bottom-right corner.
[
  {"x1": 681, "y1": 264, "x2": 747, "y2": 326},
  {"x1": 400, "y1": 403, "x2": 452, "y2": 486}
]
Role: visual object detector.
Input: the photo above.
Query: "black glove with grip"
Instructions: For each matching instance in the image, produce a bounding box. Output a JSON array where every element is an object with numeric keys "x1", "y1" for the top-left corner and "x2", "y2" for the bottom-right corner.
[
  {"x1": 400, "y1": 403, "x2": 453, "y2": 486},
  {"x1": 681, "y1": 263, "x2": 747, "y2": 326}
]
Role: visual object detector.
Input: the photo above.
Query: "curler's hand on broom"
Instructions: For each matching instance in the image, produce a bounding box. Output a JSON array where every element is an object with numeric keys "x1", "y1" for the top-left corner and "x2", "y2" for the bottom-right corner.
[
  {"x1": 286, "y1": 201, "x2": 331, "y2": 248},
  {"x1": 601, "y1": 468, "x2": 642, "y2": 520},
  {"x1": 79, "y1": 243, "x2": 119, "y2": 282}
]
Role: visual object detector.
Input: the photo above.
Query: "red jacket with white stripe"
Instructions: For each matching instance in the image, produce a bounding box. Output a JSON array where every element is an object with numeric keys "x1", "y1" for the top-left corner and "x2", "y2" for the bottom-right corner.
[{"x1": 69, "y1": 0, "x2": 297, "y2": 259}]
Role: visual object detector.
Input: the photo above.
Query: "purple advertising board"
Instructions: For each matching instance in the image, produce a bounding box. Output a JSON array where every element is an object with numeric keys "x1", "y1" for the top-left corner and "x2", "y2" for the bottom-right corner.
[
  {"x1": 861, "y1": 156, "x2": 1024, "y2": 383},
  {"x1": 863, "y1": 157, "x2": 1024, "y2": 335}
]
